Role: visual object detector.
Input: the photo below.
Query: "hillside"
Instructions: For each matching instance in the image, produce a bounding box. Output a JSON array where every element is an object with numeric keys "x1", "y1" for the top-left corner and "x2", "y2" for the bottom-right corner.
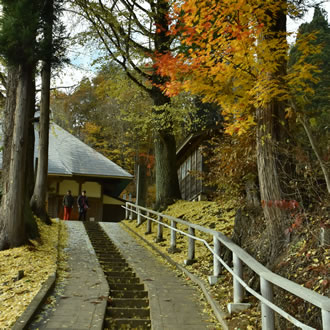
[{"x1": 124, "y1": 199, "x2": 329, "y2": 329}]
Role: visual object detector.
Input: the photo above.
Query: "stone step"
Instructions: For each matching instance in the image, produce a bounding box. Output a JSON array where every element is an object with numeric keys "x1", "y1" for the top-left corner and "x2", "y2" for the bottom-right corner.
[
  {"x1": 110, "y1": 298, "x2": 149, "y2": 308},
  {"x1": 100, "y1": 260, "x2": 129, "y2": 267},
  {"x1": 107, "y1": 277, "x2": 140, "y2": 284},
  {"x1": 105, "y1": 271, "x2": 136, "y2": 278},
  {"x1": 104, "y1": 317, "x2": 151, "y2": 329},
  {"x1": 103, "y1": 265, "x2": 133, "y2": 272},
  {"x1": 107, "y1": 307, "x2": 150, "y2": 319},
  {"x1": 99, "y1": 257, "x2": 127, "y2": 263},
  {"x1": 110, "y1": 283, "x2": 145, "y2": 291},
  {"x1": 110, "y1": 290, "x2": 148, "y2": 299}
]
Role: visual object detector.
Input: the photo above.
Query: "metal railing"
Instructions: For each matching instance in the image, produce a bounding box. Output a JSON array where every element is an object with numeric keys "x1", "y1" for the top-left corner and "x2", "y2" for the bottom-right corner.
[{"x1": 123, "y1": 202, "x2": 330, "y2": 330}]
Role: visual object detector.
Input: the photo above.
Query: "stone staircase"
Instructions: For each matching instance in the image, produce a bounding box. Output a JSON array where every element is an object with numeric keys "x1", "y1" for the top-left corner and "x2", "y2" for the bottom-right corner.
[{"x1": 84, "y1": 222, "x2": 151, "y2": 329}]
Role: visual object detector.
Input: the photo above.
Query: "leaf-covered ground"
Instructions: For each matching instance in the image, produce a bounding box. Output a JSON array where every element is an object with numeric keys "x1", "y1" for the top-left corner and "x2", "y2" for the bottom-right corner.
[
  {"x1": 124, "y1": 199, "x2": 329, "y2": 329},
  {"x1": 123, "y1": 200, "x2": 260, "y2": 329},
  {"x1": 0, "y1": 218, "x2": 65, "y2": 328}
]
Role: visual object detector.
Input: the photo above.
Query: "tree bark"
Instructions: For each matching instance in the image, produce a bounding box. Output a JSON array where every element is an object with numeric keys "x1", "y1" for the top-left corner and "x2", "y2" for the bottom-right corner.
[
  {"x1": 151, "y1": 0, "x2": 181, "y2": 209},
  {"x1": 26, "y1": 77, "x2": 36, "y2": 200},
  {"x1": 256, "y1": 104, "x2": 288, "y2": 260},
  {"x1": 256, "y1": 3, "x2": 289, "y2": 260},
  {"x1": 30, "y1": 0, "x2": 53, "y2": 224},
  {"x1": 30, "y1": 61, "x2": 51, "y2": 224},
  {"x1": 151, "y1": 89, "x2": 181, "y2": 210},
  {"x1": 0, "y1": 64, "x2": 33, "y2": 249},
  {"x1": 25, "y1": 74, "x2": 39, "y2": 239},
  {"x1": 154, "y1": 130, "x2": 181, "y2": 210},
  {"x1": 1, "y1": 66, "x2": 18, "y2": 187},
  {"x1": 136, "y1": 161, "x2": 148, "y2": 207}
]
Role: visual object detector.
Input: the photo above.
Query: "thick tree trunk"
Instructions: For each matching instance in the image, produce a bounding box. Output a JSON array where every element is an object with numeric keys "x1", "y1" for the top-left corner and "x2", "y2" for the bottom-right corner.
[
  {"x1": 0, "y1": 64, "x2": 33, "y2": 250},
  {"x1": 256, "y1": 3, "x2": 289, "y2": 261},
  {"x1": 151, "y1": 89, "x2": 181, "y2": 210},
  {"x1": 30, "y1": 0, "x2": 53, "y2": 224},
  {"x1": 26, "y1": 77, "x2": 36, "y2": 200},
  {"x1": 256, "y1": 104, "x2": 289, "y2": 260},
  {"x1": 154, "y1": 130, "x2": 181, "y2": 210},
  {"x1": 1, "y1": 67, "x2": 18, "y2": 186},
  {"x1": 25, "y1": 75, "x2": 39, "y2": 239},
  {"x1": 136, "y1": 161, "x2": 148, "y2": 207},
  {"x1": 30, "y1": 61, "x2": 51, "y2": 224},
  {"x1": 149, "y1": 0, "x2": 181, "y2": 210},
  {"x1": 0, "y1": 67, "x2": 17, "y2": 249}
]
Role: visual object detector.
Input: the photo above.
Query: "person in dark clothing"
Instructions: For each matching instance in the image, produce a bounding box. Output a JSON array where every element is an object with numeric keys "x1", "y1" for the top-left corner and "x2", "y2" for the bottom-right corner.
[
  {"x1": 63, "y1": 190, "x2": 74, "y2": 220},
  {"x1": 77, "y1": 190, "x2": 89, "y2": 221}
]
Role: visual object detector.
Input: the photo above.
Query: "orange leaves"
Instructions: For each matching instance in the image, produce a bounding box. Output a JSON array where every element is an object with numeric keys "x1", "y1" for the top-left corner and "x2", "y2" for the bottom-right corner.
[
  {"x1": 153, "y1": 0, "x2": 313, "y2": 137},
  {"x1": 261, "y1": 199, "x2": 300, "y2": 210}
]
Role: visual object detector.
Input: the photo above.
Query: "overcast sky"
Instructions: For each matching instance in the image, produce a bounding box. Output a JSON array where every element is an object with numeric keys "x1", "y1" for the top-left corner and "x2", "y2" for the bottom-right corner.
[{"x1": 52, "y1": 3, "x2": 330, "y2": 91}]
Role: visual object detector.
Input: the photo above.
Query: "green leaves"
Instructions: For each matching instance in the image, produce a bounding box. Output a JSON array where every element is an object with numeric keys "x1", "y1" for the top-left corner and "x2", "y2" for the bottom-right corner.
[{"x1": 0, "y1": 0, "x2": 42, "y2": 65}]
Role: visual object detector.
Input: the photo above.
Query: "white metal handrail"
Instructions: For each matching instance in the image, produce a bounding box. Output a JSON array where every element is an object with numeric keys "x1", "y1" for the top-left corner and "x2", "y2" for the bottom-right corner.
[{"x1": 123, "y1": 202, "x2": 330, "y2": 330}]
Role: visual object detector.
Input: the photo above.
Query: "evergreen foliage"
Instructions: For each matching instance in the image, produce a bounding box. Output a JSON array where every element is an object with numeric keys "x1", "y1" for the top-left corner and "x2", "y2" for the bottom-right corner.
[
  {"x1": 289, "y1": 6, "x2": 330, "y2": 117},
  {"x1": 0, "y1": 0, "x2": 42, "y2": 65}
]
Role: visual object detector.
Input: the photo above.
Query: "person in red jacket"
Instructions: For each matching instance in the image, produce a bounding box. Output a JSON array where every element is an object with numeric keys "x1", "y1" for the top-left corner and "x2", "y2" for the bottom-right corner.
[{"x1": 63, "y1": 190, "x2": 74, "y2": 220}]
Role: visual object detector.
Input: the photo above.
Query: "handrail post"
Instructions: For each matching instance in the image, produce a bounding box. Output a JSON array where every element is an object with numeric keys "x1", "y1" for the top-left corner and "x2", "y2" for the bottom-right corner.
[
  {"x1": 155, "y1": 215, "x2": 164, "y2": 242},
  {"x1": 125, "y1": 202, "x2": 129, "y2": 219},
  {"x1": 168, "y1": 220, "x2": 179, "y2": 253},
  {"x1": 184, "y1": 226, "x2": 196, "y2": 265},
  {"x1": 227, "y1": 252, "x2": 250, "y2": 314},
  {"x1": 137, "y1": 208, "x2": 142, "y2": 226},
  {"x1": 260, "y1": 277, "x2": 275, "y2": 330},
  {"x1": 208, "y1": 235, "x2": 221, "y2": 285},
  {"x1": 233, "y1": 253, "x2": 244, "y2": 303},
  {"x1": 146, "y1": 211, "x2": 152, "y2": 234},
  {"x1": 129, "y1": 204, "x2": 133, "y2": 220},
  {"x1": 322, "y1": 309, "x2": 330, "y2": 330}
]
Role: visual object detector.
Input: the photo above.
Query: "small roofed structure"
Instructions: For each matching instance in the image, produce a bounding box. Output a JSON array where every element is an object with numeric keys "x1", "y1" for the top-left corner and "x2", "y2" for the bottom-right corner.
[
  {"x1": 176, "y1": 132, "x2": 206, "y2": 201},
  {"x1": 176, "y1": 130, "x2": 219, "y2": 201},
  {"x1": 0, "y1": 123, "x2": 133, "y2": 221}
]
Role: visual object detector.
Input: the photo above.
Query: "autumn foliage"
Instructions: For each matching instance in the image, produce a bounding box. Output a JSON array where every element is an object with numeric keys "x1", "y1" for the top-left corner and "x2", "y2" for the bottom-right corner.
[{"x1": 154, "y1": 0, "x2": 321, "y2": 135}]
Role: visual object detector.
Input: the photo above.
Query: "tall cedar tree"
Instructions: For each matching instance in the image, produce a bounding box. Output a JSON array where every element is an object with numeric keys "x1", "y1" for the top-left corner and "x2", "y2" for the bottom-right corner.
[
  {"x1": 289, "y1": 6, "x2": 330, "y2": 193},
  {"x1": 0, "y1": 0, "x2": 41, "y2": 249},
  {"x1": 73, "y1": 0, "x2": 181, "y2": 210},
  {"x1": 30, "y1": 0, "x2": 54, "y2": 224}
]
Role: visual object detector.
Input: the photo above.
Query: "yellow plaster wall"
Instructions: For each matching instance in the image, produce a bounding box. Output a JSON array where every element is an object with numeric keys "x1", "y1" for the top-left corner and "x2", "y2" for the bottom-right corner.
[
  {"x1": 82, "y1": 182, "x2": 101, "y2": 198},
  {"x1": 59, "y1": 180, "x2": 79, "y2": 196}
]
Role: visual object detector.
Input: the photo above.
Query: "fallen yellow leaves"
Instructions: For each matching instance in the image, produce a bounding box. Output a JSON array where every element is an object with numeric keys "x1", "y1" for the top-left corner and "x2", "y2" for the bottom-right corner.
[{"x1": 0, "y1": 218, "x2": 63, "y2": 328}]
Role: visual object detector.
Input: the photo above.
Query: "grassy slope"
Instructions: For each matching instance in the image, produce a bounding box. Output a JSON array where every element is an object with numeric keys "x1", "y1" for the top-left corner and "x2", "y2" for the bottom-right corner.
[{"x1": 124, "y1": 199, "x2": 329, "y2": 329}]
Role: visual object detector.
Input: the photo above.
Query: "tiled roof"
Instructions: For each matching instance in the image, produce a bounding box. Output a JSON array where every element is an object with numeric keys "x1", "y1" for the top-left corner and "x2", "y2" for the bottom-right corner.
[{"x1": 0, "y1": 123, "x2": 133, "y2": 179}]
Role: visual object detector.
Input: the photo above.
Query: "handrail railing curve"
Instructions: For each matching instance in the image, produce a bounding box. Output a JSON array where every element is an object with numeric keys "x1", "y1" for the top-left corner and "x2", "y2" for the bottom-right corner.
[{"x1": 123, "y1": 202, "x2": 330, "y2": 330}]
